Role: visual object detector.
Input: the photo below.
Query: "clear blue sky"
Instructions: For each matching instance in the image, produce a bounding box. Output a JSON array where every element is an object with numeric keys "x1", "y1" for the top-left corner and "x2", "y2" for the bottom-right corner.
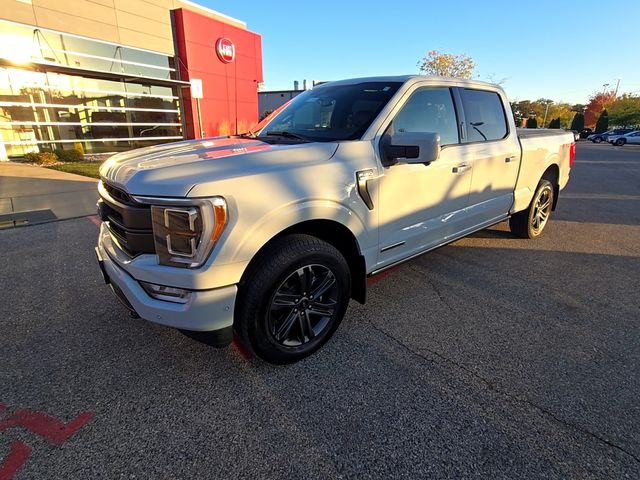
[{"x1": 202, "y1": 0, "x2": 639, "y2": 105}]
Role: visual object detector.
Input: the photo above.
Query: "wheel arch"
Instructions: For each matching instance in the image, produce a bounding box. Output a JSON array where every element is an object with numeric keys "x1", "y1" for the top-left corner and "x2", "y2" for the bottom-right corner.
[
  {"x1": 239, "y1": 219, "x2": 367, "y2": 304},
  {"x1": 541, "y1": 163, "x2": 560, "y2": 211}
]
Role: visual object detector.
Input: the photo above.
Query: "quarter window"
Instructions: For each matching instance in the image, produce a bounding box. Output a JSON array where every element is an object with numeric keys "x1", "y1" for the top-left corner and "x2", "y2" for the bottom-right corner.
[
  {"x1": 386, "y1": 87, "x2": 459, "y2": 145},
  {"x1": 460, "y1": 89, "x2": 508, "y2": 142}
]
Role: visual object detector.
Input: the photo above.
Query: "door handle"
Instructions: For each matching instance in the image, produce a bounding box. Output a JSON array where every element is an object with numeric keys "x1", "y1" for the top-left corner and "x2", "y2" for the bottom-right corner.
[
  {"x1": 505, "y1": 155, "x2": 517, "y2": 163},
  {"x1": 452, "y1": 164, "x2": 471, "y2": 174}
]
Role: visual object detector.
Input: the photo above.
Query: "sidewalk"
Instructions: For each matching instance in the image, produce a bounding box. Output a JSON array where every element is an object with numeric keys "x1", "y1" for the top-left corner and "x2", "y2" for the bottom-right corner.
[{"x1": 0, "y1": 162, "x2": 98, "y2": 228}]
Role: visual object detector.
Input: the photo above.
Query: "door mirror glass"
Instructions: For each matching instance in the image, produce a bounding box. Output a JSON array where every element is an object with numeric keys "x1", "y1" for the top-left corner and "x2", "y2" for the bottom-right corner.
[{"x1": 382, "y1": 131, "x2": 441, "y2": 166}]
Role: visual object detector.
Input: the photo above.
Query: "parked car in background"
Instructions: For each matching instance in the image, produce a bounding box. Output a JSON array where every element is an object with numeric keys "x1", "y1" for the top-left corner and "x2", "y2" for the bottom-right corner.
[
  {"x1": 607, "y1": 130, "x2": 640, "y2": 146},
  {"x1": 580, "y1": 128, "x2": 593, "y2": 139},
  {"x1": 587, "y1": 128, "x2": 634, "y2": 143}
]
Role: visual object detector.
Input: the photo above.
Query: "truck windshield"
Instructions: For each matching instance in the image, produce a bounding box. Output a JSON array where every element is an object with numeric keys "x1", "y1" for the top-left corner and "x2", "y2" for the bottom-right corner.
[{"x1": 257, "y1": 82, "x2": 402, "y2": 142}]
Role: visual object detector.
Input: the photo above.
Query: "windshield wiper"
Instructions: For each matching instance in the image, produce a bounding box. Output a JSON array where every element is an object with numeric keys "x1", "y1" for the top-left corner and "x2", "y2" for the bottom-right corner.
[
  {"x1": 235, "y1": 131, "x2": 257, "y2": 139},
  {"x1": 264, "y1": 131, "x2": 309, "y2": 141}
]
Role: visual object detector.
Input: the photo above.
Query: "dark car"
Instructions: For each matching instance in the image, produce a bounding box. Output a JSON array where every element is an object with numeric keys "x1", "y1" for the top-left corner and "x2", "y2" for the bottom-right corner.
[
  {"x1": 579, "y1": 128, "x2": 592, "y2": 139},
  {"x1": 587, "y1": 128, "x2": 634, "y2": 143}
]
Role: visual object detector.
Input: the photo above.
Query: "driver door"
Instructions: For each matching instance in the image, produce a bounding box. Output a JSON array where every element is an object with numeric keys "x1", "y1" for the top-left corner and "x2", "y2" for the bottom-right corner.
[{"x1": 376, "y1": 86, "x2": 473, "y2": 268}]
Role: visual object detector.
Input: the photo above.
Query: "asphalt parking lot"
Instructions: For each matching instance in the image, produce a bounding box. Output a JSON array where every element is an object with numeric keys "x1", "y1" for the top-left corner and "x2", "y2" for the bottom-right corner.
[{"x1": 1, "y1": 142, "x2": 639, "y2": 479}]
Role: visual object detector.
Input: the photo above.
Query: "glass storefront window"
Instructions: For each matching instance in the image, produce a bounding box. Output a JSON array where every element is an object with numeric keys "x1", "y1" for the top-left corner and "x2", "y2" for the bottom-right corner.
[
  {"x1": 0, "y1": 67, "x2": 183, "y2": 157},
  {"x1": 0, "y1": 19, "x2": 176, "y2": 81}
]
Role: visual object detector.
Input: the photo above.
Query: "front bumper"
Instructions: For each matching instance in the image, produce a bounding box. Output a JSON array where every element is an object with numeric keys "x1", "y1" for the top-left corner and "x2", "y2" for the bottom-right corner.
[{"x1": 96, "y1": 236, "x2": 237, "y2": 335}]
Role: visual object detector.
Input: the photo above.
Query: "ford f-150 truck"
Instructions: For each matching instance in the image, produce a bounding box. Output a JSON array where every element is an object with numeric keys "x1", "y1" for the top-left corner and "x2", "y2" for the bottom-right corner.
[{"x1": 96, "y1": 76, "x2": 575, "y2": 363}]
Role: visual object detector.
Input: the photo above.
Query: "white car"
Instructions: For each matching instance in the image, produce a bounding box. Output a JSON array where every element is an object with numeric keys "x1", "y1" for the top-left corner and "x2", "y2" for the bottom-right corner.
[{"x1": 608, "y1": 130, "x2": 640, "y2": 146}]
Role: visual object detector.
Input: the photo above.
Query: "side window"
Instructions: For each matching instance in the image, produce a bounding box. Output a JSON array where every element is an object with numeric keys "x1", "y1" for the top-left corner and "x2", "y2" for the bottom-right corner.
[
  {"x1": 386, "y1": 87, "x2": 459, "y2": 146},
  {"x1": 459, "y1": 89, "x2": 508, "y2": 142}
]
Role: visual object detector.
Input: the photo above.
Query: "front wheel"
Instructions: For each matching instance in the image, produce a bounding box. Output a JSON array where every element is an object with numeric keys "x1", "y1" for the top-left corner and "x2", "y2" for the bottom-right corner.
[
  {"x1": 235, "y1": 234, "x2": 351, "y2": 364},
  {"x1": 615, "y1": 138, "x2": 626, "y2": 146},
  {"x1": 593, "y1": 137, "x2": 602, "y2": 143},
  {"x1": 509, "y1": 179, "x2": 554, "y2": 239}
]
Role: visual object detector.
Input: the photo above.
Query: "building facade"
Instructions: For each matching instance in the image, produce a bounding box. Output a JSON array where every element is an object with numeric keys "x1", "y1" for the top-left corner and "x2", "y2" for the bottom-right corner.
[{"x1": 0, "y1": 0, "x2": 262, "y2": 160}]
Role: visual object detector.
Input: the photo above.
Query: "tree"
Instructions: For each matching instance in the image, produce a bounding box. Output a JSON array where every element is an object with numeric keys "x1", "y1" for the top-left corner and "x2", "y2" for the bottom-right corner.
[
  {"x1": 584, "y1": 91, "x2": 616, "y2": 128},
  {"x1": 548, "y1": 118, "x2": 561, "y2": 128},
  {"x1": 607, "y1": 95, "x2": 640, "y2": 126},
  {"x1": 526, "y1": 117, "x2": 538, "y2": 128},
  {"x1": 417, "y1": 50, "x2": 475, "y2": 78},
  {"x1": 594, "y1": 109, "x2": 609, "y2": 133},
  {"x1": 511, "y1": 100, "x2": 574, "y2": 128},
  {"x1": 570, "y1": 113, "x2": 585, "y2": 132}
]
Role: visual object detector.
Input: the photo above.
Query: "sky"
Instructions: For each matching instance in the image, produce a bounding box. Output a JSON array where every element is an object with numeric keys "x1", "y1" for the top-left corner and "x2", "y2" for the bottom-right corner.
[{"x1": 201, "y1": 0, "x2": 639, "y2": 105}]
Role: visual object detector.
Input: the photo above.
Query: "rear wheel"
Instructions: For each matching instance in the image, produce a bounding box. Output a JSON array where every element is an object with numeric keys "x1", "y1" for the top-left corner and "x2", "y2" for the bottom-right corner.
[
  {"x1": 615, "y1": 138, "x2": 626, "y2": 146},
  {"x1": 509, "y1": 179, "x2": 554, "y2": 239},
  {"x1": 235, "y1": 234, "x2": 351, "y2": 364},
  {"x1": 593, "y1": 137, "x2": 602, "y2": 143}
]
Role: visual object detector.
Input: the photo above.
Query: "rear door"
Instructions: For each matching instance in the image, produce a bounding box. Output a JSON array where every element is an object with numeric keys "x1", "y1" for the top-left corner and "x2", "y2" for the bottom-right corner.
[{"x1": 456, "y1": 88, "x2": 521, "y2": 226}]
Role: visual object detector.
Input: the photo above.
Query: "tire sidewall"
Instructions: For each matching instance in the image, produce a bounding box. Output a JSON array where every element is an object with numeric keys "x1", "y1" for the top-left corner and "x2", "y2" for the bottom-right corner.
[
  {"x1": 240, "y1": 242, "x2": 351, "y2": 363},
  {"x1": 526, "y1": 179, "x2": 554, "y2": 238}
]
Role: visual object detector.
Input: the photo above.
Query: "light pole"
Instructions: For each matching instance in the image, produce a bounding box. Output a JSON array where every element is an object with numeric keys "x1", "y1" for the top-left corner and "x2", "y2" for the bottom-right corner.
[{"x1": 542, "y1": 100, "x2": 553, "y2": 128}]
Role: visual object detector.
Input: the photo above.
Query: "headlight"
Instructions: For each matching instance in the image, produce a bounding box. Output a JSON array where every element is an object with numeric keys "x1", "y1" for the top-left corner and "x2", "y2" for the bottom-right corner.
[{"x1": 133, "y1": 196, "x2": 227, "y2": 268}]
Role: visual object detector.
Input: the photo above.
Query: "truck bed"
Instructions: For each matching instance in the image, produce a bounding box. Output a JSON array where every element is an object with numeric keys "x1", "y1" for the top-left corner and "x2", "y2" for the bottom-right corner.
[{"x1": 517, "y1": 128, "x2": 568, "y2": 139}]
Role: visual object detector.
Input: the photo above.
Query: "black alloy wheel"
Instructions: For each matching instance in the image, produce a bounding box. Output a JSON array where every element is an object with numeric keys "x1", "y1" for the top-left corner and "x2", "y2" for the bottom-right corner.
[
  {"x1": 235, "y1": 234, "x2": 351, "y2": 364},
  {"x1": 267, "y1": 264, "x2": 338, "y2": 347}
]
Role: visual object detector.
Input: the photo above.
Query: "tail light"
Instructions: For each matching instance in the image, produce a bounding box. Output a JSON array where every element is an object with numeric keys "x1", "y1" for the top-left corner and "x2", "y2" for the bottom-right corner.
[{"x1": 569, "y1": 142, "x2": 576, "y2": 167}]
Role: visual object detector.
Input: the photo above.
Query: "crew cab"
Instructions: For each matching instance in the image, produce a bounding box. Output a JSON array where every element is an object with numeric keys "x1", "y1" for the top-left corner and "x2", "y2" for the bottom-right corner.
[{"x1": 96, "y1": 76, "x2": 575, "y2": 363}]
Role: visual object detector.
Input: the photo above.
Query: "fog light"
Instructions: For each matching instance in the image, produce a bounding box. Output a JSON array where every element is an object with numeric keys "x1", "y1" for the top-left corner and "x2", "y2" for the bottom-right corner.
[{"x1": 140, "y1": 281, "x2": 191, "y2": 304}]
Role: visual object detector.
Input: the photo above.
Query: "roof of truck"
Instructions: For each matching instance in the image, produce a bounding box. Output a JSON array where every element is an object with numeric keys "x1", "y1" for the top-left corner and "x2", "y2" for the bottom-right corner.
[{"x1": 314, "y1": 75, "x2": 500, "y2": 90}]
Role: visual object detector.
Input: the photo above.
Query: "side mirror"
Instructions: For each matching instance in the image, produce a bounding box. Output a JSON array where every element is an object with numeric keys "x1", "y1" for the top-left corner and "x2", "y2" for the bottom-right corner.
[{"x1": 382, "y1": 131, "x2": 441, "y2": 166}]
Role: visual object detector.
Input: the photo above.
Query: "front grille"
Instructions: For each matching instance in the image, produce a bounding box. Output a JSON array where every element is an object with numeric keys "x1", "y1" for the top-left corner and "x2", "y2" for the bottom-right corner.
[
  {"x1": 99, "y1": 180, "x2": 155, "y2": 257},
  {"x1": 103, "y1": 182, "x2": 137, "y2": 206}
]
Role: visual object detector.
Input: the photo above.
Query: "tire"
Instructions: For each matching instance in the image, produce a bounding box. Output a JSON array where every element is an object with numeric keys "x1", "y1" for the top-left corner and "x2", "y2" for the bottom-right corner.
[
  {"x1": 615, "y1": 138, "x2": 626, "y2": 146},
  {"x1": 509, "y1": 179, "x2": 554, "y2": 239},
  {"x1": 593, "y1": 137, "x2": 602, "y2": 143},
  {"x1": 235, "y1": 234, "x2": 351, "y2": 364}
]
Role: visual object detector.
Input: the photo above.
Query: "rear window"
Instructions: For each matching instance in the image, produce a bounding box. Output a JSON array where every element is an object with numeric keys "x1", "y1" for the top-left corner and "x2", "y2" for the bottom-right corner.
[{"x1": 460, "y1": 89, "x2": 508, "y2": 142}]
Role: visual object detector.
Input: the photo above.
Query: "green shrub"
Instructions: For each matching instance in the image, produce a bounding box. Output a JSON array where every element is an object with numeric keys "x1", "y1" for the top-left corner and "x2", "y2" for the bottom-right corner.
[
  {"x1": 54, "y1": 148, "x2": 84, "y2": 162},
  {"x1": 23, "y1": 151, "x2": 59, "y2": 165},
  {"x1": 548, "y1": 118, "x2": 561, "y2": 128},
  {"x1": 595, "y1": 110, "x2": 609, "y2": 134},
  {"x1": 570, "y1": 113, "x2": 585, "y2": 132},
  {"x1": 23, "y1": 152, "x2": 41, "y2": 163},
  {"x1": 36, "y1": 152, "x2": 59, "y2": 165}
]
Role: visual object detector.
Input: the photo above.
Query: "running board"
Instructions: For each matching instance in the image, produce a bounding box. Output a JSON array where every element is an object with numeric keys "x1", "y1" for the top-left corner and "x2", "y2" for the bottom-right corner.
[{"x1": 368, "y1": 215, "x2": 510, "y2": 276}]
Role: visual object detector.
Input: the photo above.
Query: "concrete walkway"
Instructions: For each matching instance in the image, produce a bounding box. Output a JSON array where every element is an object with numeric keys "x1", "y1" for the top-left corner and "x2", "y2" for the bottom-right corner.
[{"x1": 0, "y1": 162, "x2": 98, "y2": 227}]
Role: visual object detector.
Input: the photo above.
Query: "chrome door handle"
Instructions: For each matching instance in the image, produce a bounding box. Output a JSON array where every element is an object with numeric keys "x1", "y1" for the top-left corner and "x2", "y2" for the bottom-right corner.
[
  {"x1": 452, "y1": 163, "x2": 471, "y2": 174},
  {"x1": 505, "y1": 155, "x2": 517, "y2": 163}
]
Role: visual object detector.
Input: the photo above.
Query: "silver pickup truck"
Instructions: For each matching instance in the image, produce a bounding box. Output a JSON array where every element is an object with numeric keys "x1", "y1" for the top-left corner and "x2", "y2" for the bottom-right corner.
[{"x1": 96, "y1": 76, "x2": 575, "y2": 363}]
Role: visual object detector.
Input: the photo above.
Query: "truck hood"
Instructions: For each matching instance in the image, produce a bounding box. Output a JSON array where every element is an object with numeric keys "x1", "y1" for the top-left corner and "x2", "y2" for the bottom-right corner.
[{"x1": 99, "y1": 137, "x2": 339, "y2": 197}]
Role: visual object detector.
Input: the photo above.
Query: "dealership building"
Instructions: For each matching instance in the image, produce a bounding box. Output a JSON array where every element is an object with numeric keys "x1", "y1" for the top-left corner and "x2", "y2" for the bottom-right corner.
[{"x1": 0, "y1": 0, "x2": 263, "y2": 160}]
